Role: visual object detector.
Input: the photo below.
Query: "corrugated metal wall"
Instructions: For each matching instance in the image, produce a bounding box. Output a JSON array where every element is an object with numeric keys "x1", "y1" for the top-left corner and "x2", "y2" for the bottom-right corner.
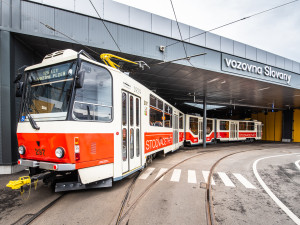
[
  {"x1": 252, "y1": 112, "x2": 282, "y2": 141},
  {"x1": 22, "y1": 0, "x2": 300, "y2": 74},
  {"x1": 293, "y1": 109, "x2": 300, "y2": 142}
]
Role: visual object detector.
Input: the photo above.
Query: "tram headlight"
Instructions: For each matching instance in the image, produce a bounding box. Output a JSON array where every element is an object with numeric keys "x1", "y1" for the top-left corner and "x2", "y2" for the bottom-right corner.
[
  {"x1": 18, "y1": 145, "x2": 26, "y2": 155},
  {"x1": 55, "y1": 147, "x2": 65, "y2": 158}
]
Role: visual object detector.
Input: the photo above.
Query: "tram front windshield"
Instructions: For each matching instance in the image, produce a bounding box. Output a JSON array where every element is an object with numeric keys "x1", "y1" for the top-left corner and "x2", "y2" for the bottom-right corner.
[{"x1": 21, "y1": 61, "x2": 76, "y2": 121}]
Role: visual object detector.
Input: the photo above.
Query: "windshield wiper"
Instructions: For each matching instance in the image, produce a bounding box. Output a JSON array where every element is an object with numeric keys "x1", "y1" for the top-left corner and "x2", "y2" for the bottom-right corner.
[{"x1": 25, "y1": 101, "x2": 40, "y2": 130}]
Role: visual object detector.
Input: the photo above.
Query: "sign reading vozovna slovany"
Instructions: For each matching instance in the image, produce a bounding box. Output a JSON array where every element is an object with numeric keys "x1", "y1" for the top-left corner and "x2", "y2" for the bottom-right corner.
[{"x1": 221, "y1": 53, "x2": 292, "y2": 85}]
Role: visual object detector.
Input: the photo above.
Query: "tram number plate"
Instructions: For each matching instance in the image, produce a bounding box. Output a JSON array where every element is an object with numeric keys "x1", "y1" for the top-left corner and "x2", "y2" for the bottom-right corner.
[{"x1": 35, "y1": 148, "x2": 45, "y2": 156}]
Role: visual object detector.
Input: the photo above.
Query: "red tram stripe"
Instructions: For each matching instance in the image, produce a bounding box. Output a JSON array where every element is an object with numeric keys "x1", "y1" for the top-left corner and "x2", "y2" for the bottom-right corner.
[{"x1": 17, "y1": 133, "x2": 114, "y2": 168}]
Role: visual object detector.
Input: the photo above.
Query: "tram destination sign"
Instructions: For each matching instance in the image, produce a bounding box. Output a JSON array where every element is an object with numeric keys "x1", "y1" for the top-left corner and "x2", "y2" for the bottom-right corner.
[{"x1": 221, "y1": 53, "x2": 292, "y2": 85}]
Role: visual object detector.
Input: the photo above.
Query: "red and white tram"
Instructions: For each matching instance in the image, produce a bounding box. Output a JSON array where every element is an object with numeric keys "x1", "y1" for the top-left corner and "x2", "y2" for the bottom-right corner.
[
  {"x1": 185, "y1": 115, "x2": 263, "y2": 146},
  {"x1": 15, "y1": 49, "x2": 184, "y2": 191},
  {"x1": 13, "y1": 49, "x2": 262, "y2": 192}
]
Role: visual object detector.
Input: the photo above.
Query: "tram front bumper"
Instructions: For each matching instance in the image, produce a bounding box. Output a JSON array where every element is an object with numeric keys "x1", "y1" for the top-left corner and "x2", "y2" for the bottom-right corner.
[{"x1": 18, "y1": 159, "x2": 75, "y2": 171}]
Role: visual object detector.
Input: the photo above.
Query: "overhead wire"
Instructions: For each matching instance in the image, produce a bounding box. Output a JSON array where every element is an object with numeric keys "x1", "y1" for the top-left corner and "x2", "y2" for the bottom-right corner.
[
  {"x1": 88, "y1": 0, "x2": 122, "y2": 53},
  {"x1": 0, "y1": 0, "x2": 101, "y2": 56},
  {"x1": 1, "y1": 0, "x2": 122, "y2": 57},
  {"x1": 39, "y1": 21, "x2": 100, "y2": 56},
  {"x1": 166, "y1": 0, "x2": 299, "y2": 48},
  {"x1": 169, "y1": 0, "x2": 188, "y2": 58},
  {"x1": 169, "y1": 0, "x2": 199, "y2": 68}
]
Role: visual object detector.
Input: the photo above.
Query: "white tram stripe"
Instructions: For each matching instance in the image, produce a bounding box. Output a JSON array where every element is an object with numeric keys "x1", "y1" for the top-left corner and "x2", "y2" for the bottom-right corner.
[
  {"x1": 217, "y1": 172, "x2": 235, "y2": 187},
  {"x1": 233, "y1": 173, "x2": 256, "y2": 189},
  {"x1": 295, "y1": 160, "x2": 300, "y2": 170},
  {"x1": 155, "y1": 168, "x2": 168, "y2": 181},
  {"x1": 202, "y1": 171, "x2": 215, "y2": 185},
  {"x1": 188, "y1": 170, "x2": 197, "y2": 184},
  {"x1": 139, "y1": 167, "x2": 155, "y2": 180},
  {"x1": 170, "y1": 169, "x2": 181, "y2": 182}
]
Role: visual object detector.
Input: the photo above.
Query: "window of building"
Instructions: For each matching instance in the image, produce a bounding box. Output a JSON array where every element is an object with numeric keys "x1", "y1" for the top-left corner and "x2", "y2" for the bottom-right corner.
[
  {"x1": 220, "y1": 121, "x2": 229, "y2": 130},
  {"x1": 190, "y1": 117, "x2": 198, "y2": 135},
  {"x1": 164, "y1": 103, "x2": 172, "y2": 128},
  {"x1": 73, "y1": 62, "x2": 112, "y2": 121}
]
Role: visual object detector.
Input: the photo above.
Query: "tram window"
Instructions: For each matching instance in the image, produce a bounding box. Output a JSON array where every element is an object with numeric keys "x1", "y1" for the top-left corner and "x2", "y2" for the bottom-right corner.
[
  {"x1": 164, "y1": 104, "x2": 172, "y2": 128},
  {"x1": 150, "y1": 94, "x2": 156, "y2": 107},
  {"x1": 94, "y1": 105, "x2": 112, "y2": 121},
  {"x1": 247, "y1": 122, "x2": 254, "y2": 130},
  {"x1": 130, "y1": 128, "x2": 134, "y2": 159},
  {"x1": 122, "y1": 128, "x2": 127, "y2": 161},
  {"x1": 239, "y1": 122, "x2": 246, "y2": 130},
  {"x1": 136, "y1": 98, "x2": 140, "y2": 126},
  {"x1": 150, "y1": 107, "x2": 163, "y2": 126},
  {"x1": 220, "y1": 121, "x2": 229, "y2": 130},
  {"x1": 207, "y1": 119, "x2": 213, "y2": 134},
  {"x1": 73, "y1": 102, "x2": 94, "y2": 120},
  {"x1": 136, "y1": 129, "x2": 140, "y2": 157},
  {"x1": 158, "y1": 99, "x2": 163, "y2": 111},
  {"x1": 189, "y1": 117, "x2": 198, "y2": 135},
  {"x1": 73, "y1": 62, "x2": 112, "y2": 122},
  {"x1": 130, "y1": 96, "x2": 134, "y2": 126},
  {"x1": 149, "y1": 95, "x2": 163, "y2": 127},
  {"x1": 122, "y1": 93, "x2": 127, "y2": 126},
  {"x1": 179, "y1": 113, "x2": 183, "y2": 129}
]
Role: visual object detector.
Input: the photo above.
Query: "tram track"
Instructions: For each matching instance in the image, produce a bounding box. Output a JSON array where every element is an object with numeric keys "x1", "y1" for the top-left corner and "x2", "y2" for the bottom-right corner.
[
  {"x1": 11, "y1": 193, "x2": 66, "y2": 225},
  {"x1": 205, "y1": 149, "x2": 258, "y2": 225},
  {"x1": 10, "y1": 144, "x2": 292, "y2": 225},
  {"x1": 114, "y1": 146, "x2": 270, "y2": 225},
  {"x1": 114, "y1": 149, "x2": 217, "y2": 225}
]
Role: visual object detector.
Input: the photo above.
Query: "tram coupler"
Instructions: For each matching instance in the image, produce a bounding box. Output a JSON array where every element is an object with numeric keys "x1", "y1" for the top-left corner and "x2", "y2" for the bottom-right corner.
[{"x1": 6, "y1": 171, "x2": 52, "y2": 193}]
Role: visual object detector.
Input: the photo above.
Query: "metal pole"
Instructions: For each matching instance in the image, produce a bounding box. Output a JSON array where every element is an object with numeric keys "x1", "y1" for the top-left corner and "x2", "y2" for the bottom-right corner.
[{"x1": 203, "y1": 95, "x2": 207, "y2": 148}]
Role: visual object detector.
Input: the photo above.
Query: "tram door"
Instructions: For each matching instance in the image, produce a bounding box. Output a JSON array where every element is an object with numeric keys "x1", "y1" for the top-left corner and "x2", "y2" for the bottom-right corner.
[
  {"x1": 173, "y1": 114, "x2": 179, "y2": 149},
  {"x1": 230, "y1": 122, "x2": 238, "y2": 141},
  {"x1": 257, "y1": 124, "x2": 262, "y2": 138},
  {"x1": 121, "y1": 91, "x2": 142, "y2": 173},
  {"x1": 199, "y1": 120, "x2": 203, "y2": 143}
]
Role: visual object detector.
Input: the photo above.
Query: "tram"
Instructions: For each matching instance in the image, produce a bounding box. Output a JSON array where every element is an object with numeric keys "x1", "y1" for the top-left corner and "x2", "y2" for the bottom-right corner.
[
  {"x1": 13, "y1": 49, "x2": 184, "y2": 192},
  {"x1": 12, "y1": 49, "x2": 262, "y2": 192},
  {"x1": 185, "y1": 114, "x2": 263, "y2": 146}
]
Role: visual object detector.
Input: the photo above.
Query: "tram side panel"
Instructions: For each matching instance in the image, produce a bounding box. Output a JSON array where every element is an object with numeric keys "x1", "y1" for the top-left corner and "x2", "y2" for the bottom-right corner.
[
  {"x1": 237, "y1": 121, "x2": 258, "y2": 141},
  {"x1": 185, "y1": 115, "x2": 201, "y2": 146},
  {"x1": 184, "y1": 115, "x2": 216, "y2": 145},
  {"x1": 144, "y1": 92, "x2": 183, "y2": 157}
]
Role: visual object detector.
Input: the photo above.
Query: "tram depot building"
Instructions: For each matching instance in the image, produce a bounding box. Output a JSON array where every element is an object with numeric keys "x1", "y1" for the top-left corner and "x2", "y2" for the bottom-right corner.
[{"x1": 1, "y1": 0, "x2": 300, "y2": 174}]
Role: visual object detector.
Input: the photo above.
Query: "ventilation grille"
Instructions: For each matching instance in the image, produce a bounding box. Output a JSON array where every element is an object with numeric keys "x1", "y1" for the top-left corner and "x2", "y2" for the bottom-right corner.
[{"x1": 91, "y1": 142, "x2": 96, "y2": 154}]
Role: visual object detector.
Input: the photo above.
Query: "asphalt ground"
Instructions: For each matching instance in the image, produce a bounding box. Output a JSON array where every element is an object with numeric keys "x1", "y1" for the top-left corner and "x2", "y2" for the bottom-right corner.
[{"x1": 0, "y1": 142, "x2": 299, "y2": 225}]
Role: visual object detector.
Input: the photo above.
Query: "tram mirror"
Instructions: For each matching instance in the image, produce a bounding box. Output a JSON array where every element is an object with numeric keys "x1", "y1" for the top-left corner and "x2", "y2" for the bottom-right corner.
[
  {"x1": 76, "y1": 71, "x2": 85, "y2": 88},
  {"x1": 16, "y1": 81, "x2": 24, "y2": 97}
]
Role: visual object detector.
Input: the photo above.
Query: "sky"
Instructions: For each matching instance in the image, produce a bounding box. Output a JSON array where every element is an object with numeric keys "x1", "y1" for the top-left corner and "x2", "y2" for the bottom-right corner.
[{"x1": 115, "y1": 0, "x2": 300, "y2": 63}]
